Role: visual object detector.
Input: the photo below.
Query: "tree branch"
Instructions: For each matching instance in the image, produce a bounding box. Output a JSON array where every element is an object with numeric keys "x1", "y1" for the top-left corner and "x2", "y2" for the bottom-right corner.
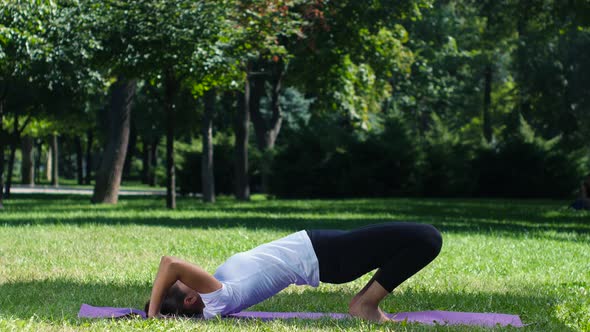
[{"x1": 18, "y1": 114, "x2": 32, "y2": 135}]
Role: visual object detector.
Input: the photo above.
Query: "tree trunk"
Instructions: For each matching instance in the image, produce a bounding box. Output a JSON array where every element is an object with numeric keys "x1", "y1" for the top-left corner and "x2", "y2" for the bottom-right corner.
[
  {"x1": 123, "y1": 118, "x2": 137, "y2": 179},
  {"x1": 0, "y1": 100, "x2": 5, "y2": 208},
  {"x1": 234, "y1": 78, "x2": 250, "y2": 201},
  {"x1": 166, "y1": 126, "x2": 175, "y2": 208},
  {"x1": 85, "y1": 129, "x2": 93, "y2": 185},
  {"x1": 202, "y1": 88, "x2": 216, "y2": 203},
  {"x1": 75, "y1": 136, "x2": 84, "y2": 185},
  {"x1": 5, "y1": 140, "x2": 16, "y2": 197},
  {"x1": 141, "y1": 137, "x2": 150, "y2": 184},
  {"x1": 164, "y1": 70, "x2": 178, "y2": 209},
  {"x1": 482, "y1": 64, "x2": 493, "y2": 143},
  {"x1": 46, "y1": 144, "x2": 52, "y2": 181},
  {"x1": 5, "y1": 113, "x2": 18, "y2": 197},
  {"x1": 92, "y1": 77, "x2": 136, "y2": 204},
  {"x1": 21, "y1": 135, "x2": 34, "y2": 186},
  {"x1": 50, "y1": 134, "x2": 59, "y2": 188},
  {"x1": 268, "y1": 61, "x2": 284, "y2": 148},
  {"x1": 149, "y1": 137, "x2": 158, "y2": 186},
  {"x1": 249, "y1": 72, "x2": 267, "y2": 149},
  {"x1": 35, "y1": 139, "x2": 41, "y2": 184},
  {"x1": 249, "y1": 60, "x2": 284, "y2": 193},
  {"x1": 516, "y1": 13, "x2": 531, "y2": 121},
  {"x1": 64, "y1": 137, "x2": 73, "y2": 180}
]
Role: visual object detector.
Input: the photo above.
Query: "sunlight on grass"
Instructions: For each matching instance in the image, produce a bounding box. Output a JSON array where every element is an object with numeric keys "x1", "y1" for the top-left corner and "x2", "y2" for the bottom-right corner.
[{"x1": 0, "y1": 194, "x2": 588, "y2": 331}]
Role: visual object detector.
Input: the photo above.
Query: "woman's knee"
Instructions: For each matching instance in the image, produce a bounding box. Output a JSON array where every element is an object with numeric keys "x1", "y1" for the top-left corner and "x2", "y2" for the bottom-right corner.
[{"x1": 418, "y1": 224, "x2": 443, "y2": 256}]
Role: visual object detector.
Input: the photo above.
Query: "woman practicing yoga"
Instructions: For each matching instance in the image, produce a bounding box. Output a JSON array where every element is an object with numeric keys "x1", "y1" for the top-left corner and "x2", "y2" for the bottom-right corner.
[{"x1": 146, "y1": 222, "x2": 442, "y2": 322}]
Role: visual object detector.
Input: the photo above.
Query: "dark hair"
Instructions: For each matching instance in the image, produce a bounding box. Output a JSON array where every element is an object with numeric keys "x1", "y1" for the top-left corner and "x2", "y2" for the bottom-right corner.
[{"x1": 144, "y1": 284, "x2": 202, "y2": 317}]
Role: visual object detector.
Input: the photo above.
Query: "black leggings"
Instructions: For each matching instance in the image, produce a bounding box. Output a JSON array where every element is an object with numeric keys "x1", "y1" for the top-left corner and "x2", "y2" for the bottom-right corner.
[{"x1": 306, "y1": 222, "x2": 442, "y2": 292}]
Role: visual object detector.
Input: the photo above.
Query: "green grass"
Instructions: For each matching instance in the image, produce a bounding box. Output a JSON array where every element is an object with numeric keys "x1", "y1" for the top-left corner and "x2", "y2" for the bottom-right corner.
[{"x1": 0, "y1": 194, "x2": 588, "y2": 331}]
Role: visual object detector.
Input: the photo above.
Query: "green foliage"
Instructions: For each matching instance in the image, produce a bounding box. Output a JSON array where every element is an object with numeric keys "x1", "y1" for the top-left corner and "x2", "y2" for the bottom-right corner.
[
  {"x1": 416, "y1": 113, "x2": 476, "y2": 197},
  {"x1": 227, "y1": 0, "x2": 308, "y2": 62},
  {"x1": 287, "y1": 0, "x2": 428, "y2": 129},
  {"x1": 2, "y1": 0, "x2": 590, "y2": 203},
  {"x1": 261, "y1": 86, "x2": 314, "y2": 132},
  {"x1": 270, "y1": 112, "x2": 418, "y2": 197},
  {"x1": 177, "y1": 133, "x2": 260, "y2": 195},
  {"x1": 269, "y1": 111, "x2": 589, "y2": 199},
  {"x1": 0, "y1": 0, "x2": 109, "y2": 144},
  {"x1": 85, "y1": 0, "x2": 224, "y2": 77},
  {"x1": 359, "y1": 26, "x2": 414, "y2": 78},
  {"x1": 517, "y1": 114, "x2": 561, "y2": 149},
  {"x1": 471, "y1": 116, "x2": 589, "y2": 198},
  {"x1": 133, "y1": 81, "x2": 166, "y2": 141},
  {"x1": 392, "y1": 2, "x2": 486, "y2": 133},
  {"x1": 0, "y1": 1, "x2": 54, "y2": 75},
  {"x1": 328, "y1": 55, "x2": 391, "y2": 130}
]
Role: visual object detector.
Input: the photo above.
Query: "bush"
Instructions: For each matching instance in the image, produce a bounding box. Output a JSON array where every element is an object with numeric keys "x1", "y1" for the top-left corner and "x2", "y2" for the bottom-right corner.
[
  {"x1": 472, "y1": 141, "x2": 587, "y2": 199},
  {"x1": 269, "y1": 113, "x2": 588, "y2": 199},
  {"x1": 269, "y1": 114, "x2": 418, "y2": 198},
  {"x1": 414, "y1": 114, "x2": 477, "y2": 197},
  {"x1": 177, "y1": 135, "x2": 261, "y2": 195},
  {"x1": 415, "y1": 114, "x2": 588, "y2": 198},
  {"x1": 177, "y1": 139, "x2": 233, "y2": 195}
]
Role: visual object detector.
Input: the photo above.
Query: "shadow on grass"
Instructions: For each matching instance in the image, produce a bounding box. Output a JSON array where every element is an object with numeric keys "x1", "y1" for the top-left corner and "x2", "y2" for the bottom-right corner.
[
  {"x1": 2, "y1": 194, "x2": 589, "y2": 241},
  {"x1": 0, "y1": 279, "x2": 572, "y2": 331},
  {"x1": 1, "y1": 215, "x2": 589, "y2": 244}
]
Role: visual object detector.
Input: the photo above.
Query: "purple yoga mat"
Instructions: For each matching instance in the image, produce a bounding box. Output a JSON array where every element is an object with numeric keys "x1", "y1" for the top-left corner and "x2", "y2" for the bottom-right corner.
[
  {"x1": 78, "y1": 304, "x2": 524, "y2": 327},
  {"x1": 78, "y1": 304, "x2": 147, "y2": 319}
]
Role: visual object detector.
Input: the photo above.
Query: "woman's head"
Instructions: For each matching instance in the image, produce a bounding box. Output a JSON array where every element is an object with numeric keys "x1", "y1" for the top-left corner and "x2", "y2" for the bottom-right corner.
[{"x1": 144, "y1": 281, "x2": 204, "y2": 317}]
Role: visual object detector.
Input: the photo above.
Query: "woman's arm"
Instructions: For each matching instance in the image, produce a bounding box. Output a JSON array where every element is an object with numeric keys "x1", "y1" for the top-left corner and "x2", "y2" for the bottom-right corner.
[{"x1": 147, "y1": 256, "x2": 222, "y2": 318}]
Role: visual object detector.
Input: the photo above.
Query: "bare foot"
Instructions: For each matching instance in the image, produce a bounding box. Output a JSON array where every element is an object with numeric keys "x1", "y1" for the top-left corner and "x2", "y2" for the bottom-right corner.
[
  {"x1": 349, "y1": 293, "x2": 361, "y2": 309},
  {"x1": 349, "y1": 299, "x2": 390, "y2": 323}
]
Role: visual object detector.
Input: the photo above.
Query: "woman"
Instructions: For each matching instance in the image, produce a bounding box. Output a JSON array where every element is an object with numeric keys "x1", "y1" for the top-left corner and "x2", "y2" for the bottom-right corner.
[{"x1": 146, "y1": 222, "x2": 442, "y2": 322}]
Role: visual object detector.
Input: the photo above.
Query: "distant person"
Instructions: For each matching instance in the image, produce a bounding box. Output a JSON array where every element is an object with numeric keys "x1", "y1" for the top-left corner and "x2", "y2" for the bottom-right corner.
[
  {"x1": 571, "y1": 175, "x2": 590, "y2": 210},
  {"x1": 145, "y1": 222, "x2": 442, "y2": 322}
]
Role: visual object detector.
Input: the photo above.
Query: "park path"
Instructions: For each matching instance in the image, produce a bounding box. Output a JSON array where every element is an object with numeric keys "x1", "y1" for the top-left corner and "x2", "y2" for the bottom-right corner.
[{"x1": 9, "y1": 184, "x2": 166, "y2": 196}]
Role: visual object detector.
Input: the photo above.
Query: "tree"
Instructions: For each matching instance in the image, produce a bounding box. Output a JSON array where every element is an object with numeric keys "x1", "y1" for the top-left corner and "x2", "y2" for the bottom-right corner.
[
  {"x1": 226, "y1": 0, "x2": 309, "y2": 199},
  {"x1": 21, "y1": 135, "x2": 34, "y2": 186},
  {"x1": 248, "y1": 59, "x2": 285, "y2": 193},
  {"x1": 463, "y1": 0, "x2": 519, "y2": 142},
  {"x1": 234, "y1": 87, "x2": 250, "y2": 200},
  {"x1": 86, "y1": 0, "x2": 230, "y2": 207},
  {"x1": 3, "y1": 94, "x2": 33, "y2": 196},
  {"x1": 92, "y1": 78, "x2": 136, "y2": 203},
  {"x1": 0, "y1": 1, "x2": 56, "y2": 200},
  {"x1": 201, "y1": 89, "x2": 216, "y2": 202},
  {"x1": 72, "y1": 1, "x2": 141, "y2": 204},
  {"x1": 286, "y1": 0, "x2": 429, "y2": 127},
  {"x1": 44, "y1": 1, "x2": 107, "y2": 189},
  {"x1": 133, "y1": 82, "x2": 164, "y2": 187},
  {"x1": 388, "y1": 2, "x2": 489, "y2": 139},
  {"x1": 510, "y1": 0, "x2": 590, "y2": 147},
  {"x1": 1, "y1": 1, "x2": 107, "y2": 199},
  {"x1": 132, "y1": 1, "x2": 226, "y2": 208}
]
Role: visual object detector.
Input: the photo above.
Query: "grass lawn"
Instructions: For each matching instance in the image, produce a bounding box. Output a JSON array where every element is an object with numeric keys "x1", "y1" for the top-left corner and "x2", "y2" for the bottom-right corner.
[{"x1": 0, "y1": 194, "x2": 588, "y2": 331}]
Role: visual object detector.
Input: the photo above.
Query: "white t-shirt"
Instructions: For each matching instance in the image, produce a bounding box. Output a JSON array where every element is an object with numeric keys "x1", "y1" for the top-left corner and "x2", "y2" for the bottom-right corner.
[{"x1": 199, "y1": 230, "x2": 319, "y2": 318}]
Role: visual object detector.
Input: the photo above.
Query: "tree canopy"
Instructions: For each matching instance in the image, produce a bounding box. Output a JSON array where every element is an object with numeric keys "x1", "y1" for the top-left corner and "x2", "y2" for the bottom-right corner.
[{"x1": 1, "y1": 0, "x2": 588, "y2": 204}]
